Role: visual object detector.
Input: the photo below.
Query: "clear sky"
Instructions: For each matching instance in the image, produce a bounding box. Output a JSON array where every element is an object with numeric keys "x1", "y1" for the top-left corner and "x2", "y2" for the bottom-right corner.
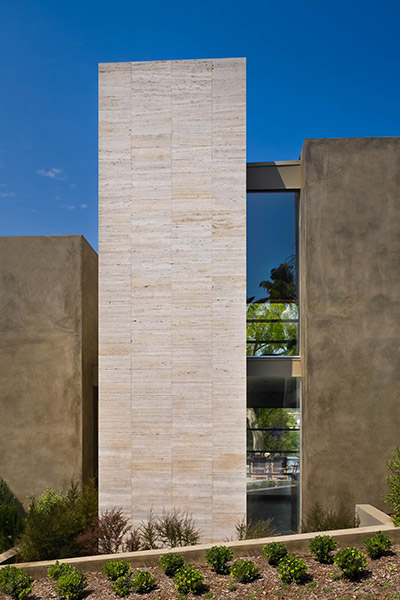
[{"x1": 1, "y1": 0, "x2": 399, "y2": 252}]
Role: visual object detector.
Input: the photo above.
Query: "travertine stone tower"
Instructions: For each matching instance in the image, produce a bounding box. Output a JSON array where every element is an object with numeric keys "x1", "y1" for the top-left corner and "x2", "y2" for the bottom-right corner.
[{"x1": 98, "y1": 58, "x2": 246, "y2": 541}]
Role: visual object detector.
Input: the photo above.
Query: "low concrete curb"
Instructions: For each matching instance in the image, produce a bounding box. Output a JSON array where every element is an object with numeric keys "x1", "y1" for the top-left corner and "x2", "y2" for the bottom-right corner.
[
  {"x1": 4, "y1": 504, "x2": 399, "y2": 579},
  {"x1": 0, "y1": 549, "x2": 16, "y2": 565}
]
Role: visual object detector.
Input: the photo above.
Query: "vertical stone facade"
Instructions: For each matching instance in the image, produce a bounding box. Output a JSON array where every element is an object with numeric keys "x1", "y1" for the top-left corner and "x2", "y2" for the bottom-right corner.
[
  {"x1": 300, "y1": 138, "x2": 400, "y2": 516},
  {"x1": 99, "y1": 58, "x2": 246, "y2": 541}
]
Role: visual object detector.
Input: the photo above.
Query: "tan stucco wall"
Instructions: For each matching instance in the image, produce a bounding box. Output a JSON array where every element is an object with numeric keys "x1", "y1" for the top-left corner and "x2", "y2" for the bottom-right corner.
[
  {"x1": 0, "y1": 235, "x2": 98, "y2": 504},
  {"x1": 300, "y1": 137, "x2": 400, "y2": 516},
  {"x1": 98, "y1": 58, "x2": 246, "y2": 542}
]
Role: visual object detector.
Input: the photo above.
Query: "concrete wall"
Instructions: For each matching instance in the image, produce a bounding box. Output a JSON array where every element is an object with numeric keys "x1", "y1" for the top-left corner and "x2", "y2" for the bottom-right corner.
[
  {"x1": 98, "y1": 58, "x2": 246, "y2": 542},
  {"x1": 300, "y1": 138, "x2": 400, "y2": 516},
  {"x1": 0, "y1": 236, "x2": 98, "y2": 504}
]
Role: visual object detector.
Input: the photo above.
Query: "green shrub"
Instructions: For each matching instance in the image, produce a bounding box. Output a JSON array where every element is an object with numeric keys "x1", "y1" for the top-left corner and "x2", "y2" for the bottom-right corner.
[
  {"x1": 102, "y1": 560, "x2": 131, "y2": 581},
  {"x1": 54, "y1": 568, "x2": 87, "y2": 600},
  {"x1": 173, "y1": 565, "x2": 204, "y2": 594},
  {"x1": 47, "y1": 561, "x2": 76, "y2": 580},
  {"x1": 277, "y1": 554, "x2": 308, "y2": 584},
  {"x1": 309, "y1": 535, "x2": 337, "y2": 563},
  {"x1": 262, "y1": 542, "x2": 288, "y2": 566},
  {"x1": 205, "y1": 545, "x2": 233, "y2": 574},
  {"x1": 17, "y1": 481, "x2": 98, "y2": 562},
  {"x1": 230, "y1": 559, "x2": 259, "y2": 583},
  {"x1": 0, "y1": 565, "x2": 33, "y2": 600},
  {"x1": 131, "y1": 570, "x2": 156, "y2": 594},
  {"x1": 364, "y1": 531, "x2": 392, "y2": 559},
  {"x1": 158, "y1": 552, "x2": 184, "y2": 576},
  {"x1": 334, "y1": 547, "x2": 367, "y2": 580},
  {"x1": 111, "y1": 573, "x2": 132, "y2": 597},
  {"x1": 0, "y1": 479, "x2": 25, "y2": 552},
  {"x1": 300, "y1": 502, "x2": 359, "y2": 532},
  {"x1": 155, "y1": 509, "x2": 200, "y2": 548},
  {"x1": 386, "y1": 447, "x2": 400, "y2": 526}
]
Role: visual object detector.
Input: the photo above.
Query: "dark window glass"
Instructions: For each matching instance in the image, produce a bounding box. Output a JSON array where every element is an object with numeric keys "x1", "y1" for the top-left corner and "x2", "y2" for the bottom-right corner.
[
  {"x1": 247, "y1": 192, "x2": 298, "y2": 356},
  {"x1": 247, "y1": 376, "x2": 300, "y2": 534}
]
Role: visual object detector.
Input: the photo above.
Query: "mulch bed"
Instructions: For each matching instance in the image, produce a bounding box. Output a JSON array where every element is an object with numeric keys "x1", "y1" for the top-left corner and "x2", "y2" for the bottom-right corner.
[{"x1": 3, "y1": 545, "x2": 400, "y2": 600}]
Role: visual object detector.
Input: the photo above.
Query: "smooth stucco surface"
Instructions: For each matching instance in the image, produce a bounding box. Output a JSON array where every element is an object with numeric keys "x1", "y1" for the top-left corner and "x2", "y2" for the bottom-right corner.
[
  {"x1": 98, "y1": 58, "x2": 247, "y2": 541},
  {"x1": 0, "y1": 236, "x2": 98, "y2": 503},
  {"x1": 300, "y1": 137, "x2": 400, "y2": 516}
]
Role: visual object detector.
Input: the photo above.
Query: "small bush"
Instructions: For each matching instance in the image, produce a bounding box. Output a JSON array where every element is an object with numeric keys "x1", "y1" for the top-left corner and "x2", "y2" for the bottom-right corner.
[
  {"x1": 17, "y1": 480, "x2": 98, "y2": 562},
  {"x1": 309, "y1": 535, "x2": 337, "y2": 564},
  {"x1": 230, "y1": 559, "x2": 259, "y2": 583},
  {"x1": 112, "y1": 573, "x2": 132, "y2": 597},
  {"x1": 139, "y1": 510, "x2": 159, "y2": 550},
  {"x1": 364, "y1": 531, "x2": 392, "y2": 560},
  {"x1": 98, "y1": 508, "x2": 130, "y2": 554},
  {"x1": 262, "y1": 542, "x2": 288, "y2": 566},
  {"x1": 0, "y1": 479, "x2": 25, "y2": 552},
  {"x1": 54, "y1": 568, "x2": 87, "y2": 600},
  {"x1": 301, "y1": 502, "x2": 359, "y2": 533},
  {"x1": 205, "y1": 545, "x2": 233, "y2": 574},
  {"x1": 47, "y1": 561, "x2": 76, "y2": 580},
  {"x1": 334, "y1": 547, "x2": 367, "y2": 580},
  {"x1": 277, "y1": 554, "x2": 308, "y2": 584},
  {"x1": 131, "y1": 570, "x2": 156, "y2": 594},
  {"x1": 0, "y1": 565, "x2": 33, "y2": 600},
  {"x1": 173, "y1": 565, "x2": 204, "y2": 594},
  {"x1": 236, "y1": 518, "x2": 275, "y2": 540},
  {"x1": 123, "y1": 528, "x2": 141, "y2": 552},
  {"x1": 386, "y1": 447, "x2": 400, "y2": 525},
  {"x1": 156, "y1": 509, "x2": 200, "y2": 548},
  {"x1": 102, "y1": 560, "x2": 131, "y2": 581},
  {"x1": 158, "y1": 552, "x2": 184, "y2": 577}
]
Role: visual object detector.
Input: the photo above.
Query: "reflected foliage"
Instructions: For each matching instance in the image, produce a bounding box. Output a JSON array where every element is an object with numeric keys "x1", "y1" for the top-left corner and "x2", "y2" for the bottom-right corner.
[
  {"x1": 247, "y1": 257, "x2": 298, "y2": 356},
  {"x1": 247, "y1": 408, "x2": 299, "y2": 453}
]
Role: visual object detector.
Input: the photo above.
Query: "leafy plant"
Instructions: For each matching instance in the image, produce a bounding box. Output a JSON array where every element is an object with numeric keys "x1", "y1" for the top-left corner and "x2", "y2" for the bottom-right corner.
[
  {"x1": 0, "y1": 565, "x2": 33, "y2": 600},
  {"x1": 309, "y1": 535, "x2": 337, "y2": 563},
  {"x1": 236, "y1": 518, "x2": 275, "y2": 540},
  {"x1": 54, "y1": 568, "x2": 87, "y2": 600},
  {"x1": 277, "y1": 554, "x2": 308, "y2": 584},
  {"x1": 262, "y1": 542, "x2": 288, "y2": 566},
  {"x1": 158, "y1": 552, "x2": 184, "y2": 577},
  {"x1": 173, "y1": 565, "x2": 204, "y2": 594},
  {"x1": 205, "y1": 545, "x2": 233, "y2": 574},
  {"x1": 334, "y1": 547, "x2": 367, "y2": 580},
  {"x1": 47, "y1": 561, "x2": 76, "y2": 580},
  {"x1": 364, "y1": 531, "x2": 392, "y2": 559},
  {"x1": 230, "y1": 559, "x2": 259, "y2": 583},
  {"x1": 0, "y1": 479, "x2": 25, "y2": 552},
  {"x1": 300, "y1": 502, "x2": 359, "y2": 533},
  {"x1": 131, "y1": 570, "x2": 156, "y2": 594},
  {"x1": 386, "y1": 447, "x2": 400, "y2": 526},
  {"x1": 102, "y1": 560, "x2": 131, "y2": 581},
  {"x1": 111, "y1": 574, "x2": 132, "y2": 597}
]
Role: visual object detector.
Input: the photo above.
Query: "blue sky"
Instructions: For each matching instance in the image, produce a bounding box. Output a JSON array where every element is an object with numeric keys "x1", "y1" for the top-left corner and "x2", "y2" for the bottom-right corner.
[{"x1": 1, "y1": 0, "x2": 399, "y2": 251}]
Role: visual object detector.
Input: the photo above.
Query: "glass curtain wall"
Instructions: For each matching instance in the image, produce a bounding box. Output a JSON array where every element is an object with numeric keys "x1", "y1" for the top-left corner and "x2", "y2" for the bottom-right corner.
[
  {"x1": 247, "y1": 192, "x2": 299, "y2": 356},
  {"x1": 247, "y1": 191, "x2": 300, "y2": 533},
  {"x1": 247, "y1": 376, "x2": 300, "y2": 533}
]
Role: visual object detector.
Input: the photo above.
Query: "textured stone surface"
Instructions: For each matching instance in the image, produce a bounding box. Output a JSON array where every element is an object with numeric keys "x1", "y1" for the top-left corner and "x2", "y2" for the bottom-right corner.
[
  {"x1": 0, "y1": 236, "x2": 98, "y2": 504},
  {"x1": 99, "y1": 58, "x2": 246, "y2": 541},
  {"x1": 300, "y1": 138, "x2": 400, "y2": 516}
]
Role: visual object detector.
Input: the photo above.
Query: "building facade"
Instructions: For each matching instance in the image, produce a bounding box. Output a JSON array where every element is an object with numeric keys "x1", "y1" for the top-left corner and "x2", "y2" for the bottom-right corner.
[
  {"x1": 99, "y1": 57, "x2": 400, "y2": 540},
  {"x1": 0, "y1": 236, "x2": 98, "y2": 504}
]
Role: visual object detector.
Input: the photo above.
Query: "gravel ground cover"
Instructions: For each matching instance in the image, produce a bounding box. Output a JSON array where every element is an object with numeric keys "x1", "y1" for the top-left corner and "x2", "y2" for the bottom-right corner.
[{"x1": 3, "y1": 544, "x2": 400, "y2": 600}]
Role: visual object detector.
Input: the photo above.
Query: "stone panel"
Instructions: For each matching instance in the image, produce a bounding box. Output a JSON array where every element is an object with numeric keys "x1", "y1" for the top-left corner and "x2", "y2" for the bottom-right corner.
[{"x1": 99, "y1": 58, "x2": 246, "y2": 541}]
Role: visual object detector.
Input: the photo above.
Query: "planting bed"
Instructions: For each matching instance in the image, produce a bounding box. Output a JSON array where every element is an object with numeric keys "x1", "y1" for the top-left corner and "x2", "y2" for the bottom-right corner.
[{"x1": 2, "y1": 543, "x2": 400, "y2": 600}]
